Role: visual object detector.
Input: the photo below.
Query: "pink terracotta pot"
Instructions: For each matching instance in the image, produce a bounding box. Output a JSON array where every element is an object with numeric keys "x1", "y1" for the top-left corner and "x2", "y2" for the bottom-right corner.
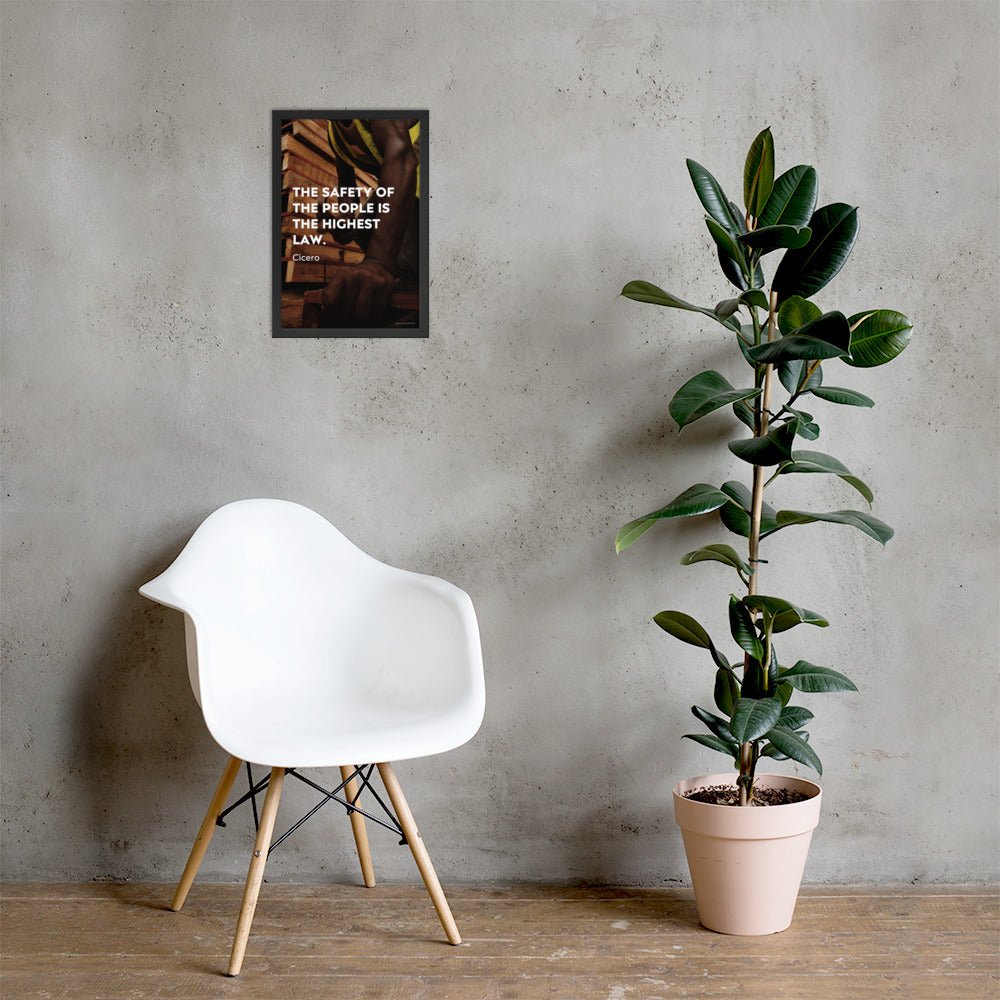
[{"x1": 673, "y1": 772, "x2": 822, "y2": 935}]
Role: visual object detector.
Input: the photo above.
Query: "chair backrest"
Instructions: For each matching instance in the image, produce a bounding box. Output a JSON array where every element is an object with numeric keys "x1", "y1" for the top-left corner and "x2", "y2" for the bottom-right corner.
[
  {"x1": 140, "y1": 500, "x2": 392, "y2": 698},
  {"x1": 142, "y1": 498, "x2": 377, "y2": 605}
]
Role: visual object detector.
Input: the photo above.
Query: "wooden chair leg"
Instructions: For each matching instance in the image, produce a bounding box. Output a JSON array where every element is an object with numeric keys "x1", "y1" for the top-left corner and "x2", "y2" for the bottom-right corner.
[
  {"x1": 170, "y1": 754, "x2": 243, "y2": 912},
  {"x1": 376, "y1": 762, "x2": 461, "y2": 945},
  {"x1": 340, "y1": 765, "x2": 376, "y2": 888},
  {"x1": 227, "y1": 767, "x2": 285, "y2": 977}
]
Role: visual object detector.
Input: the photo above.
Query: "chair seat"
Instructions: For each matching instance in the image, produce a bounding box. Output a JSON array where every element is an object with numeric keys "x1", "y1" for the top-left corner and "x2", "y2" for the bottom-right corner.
[{"x1": 206, "y1": 685, "x2": 481, "y2": 768}]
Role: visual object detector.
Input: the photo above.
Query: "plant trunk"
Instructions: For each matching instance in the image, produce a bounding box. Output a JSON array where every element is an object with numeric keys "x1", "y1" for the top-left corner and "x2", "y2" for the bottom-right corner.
[{"x1": 739, "y1": 289, "x2": 779, "y2": 806}]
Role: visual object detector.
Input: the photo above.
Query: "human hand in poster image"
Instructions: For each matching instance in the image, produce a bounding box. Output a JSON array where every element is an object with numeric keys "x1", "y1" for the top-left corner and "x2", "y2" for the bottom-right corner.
[{"x1": 320, "y1": 118, "x2": 419, "y2": 327}]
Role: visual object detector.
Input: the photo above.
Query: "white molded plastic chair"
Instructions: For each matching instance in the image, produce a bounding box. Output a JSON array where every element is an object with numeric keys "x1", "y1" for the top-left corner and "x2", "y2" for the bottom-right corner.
[{"x1": 140, "y1": 499, "x2": 485, "y2": 976}]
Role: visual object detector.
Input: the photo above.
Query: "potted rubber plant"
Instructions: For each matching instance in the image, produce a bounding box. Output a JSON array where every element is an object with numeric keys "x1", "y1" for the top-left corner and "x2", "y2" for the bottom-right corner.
[{"x1": 617, "y1": 128, "x2": 912, "y2": 934}]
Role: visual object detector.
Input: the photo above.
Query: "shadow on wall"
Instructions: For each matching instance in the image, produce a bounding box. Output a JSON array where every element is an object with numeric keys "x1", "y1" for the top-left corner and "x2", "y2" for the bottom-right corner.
[
  {"x1": 75, "y1": 538, "x2": 219, "y2": 881},
  {"x1": 557, "y1": 740, "x2": 689, "y2": 887}
]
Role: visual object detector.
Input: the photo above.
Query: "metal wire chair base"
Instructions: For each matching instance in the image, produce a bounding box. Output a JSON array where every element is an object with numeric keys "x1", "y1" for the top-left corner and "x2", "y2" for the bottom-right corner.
[{"x1": 216, "y1": 762, "x2": 407, "y2": 854}]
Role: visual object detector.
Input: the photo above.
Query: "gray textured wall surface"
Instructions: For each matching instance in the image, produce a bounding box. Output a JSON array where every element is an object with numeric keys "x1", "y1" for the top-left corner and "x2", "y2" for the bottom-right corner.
[{"x1": 2, "y1": 0, "x2": 997, "y2": 886}]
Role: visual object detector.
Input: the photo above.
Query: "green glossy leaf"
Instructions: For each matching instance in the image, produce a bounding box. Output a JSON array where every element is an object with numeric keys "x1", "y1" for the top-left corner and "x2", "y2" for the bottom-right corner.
[
  {"x1": 614, "y1": 518, "x2": 656, "y2": 553},
  {"x1": 749, "y1": 335, "x2": 848, "y2": 364},
  {"x1": 764, "y1": 726, "x2": 823, "y2": 774},
  {"x1": 772, "y1": 203, "x2": 860, "y2": 304},
  {"x1": 796, "y1": 420, "x2": 821, "y2": 440},
  {"x1": 779, "y1": 450, "x2": 874, "y2": 505},
  {"x1": 719, "y1": 480, "x2": 778, "y2": 538},
  {"x1": 771, "y1": 609, "x2": 810, "y2": 633},
  {"x1": 739, "y1": 289, "x2": 770, "y2": 311},
  {"x1": 737, "y1": 331, "x2": 757, "y2": 368},
  {"x1": 773, "y1": 508, "x2": 894, "y2": 545},
  {"x1": 738, "y1": 224, "x2": 811, "y2": 256},
  {"x1": 728, "y1": 420, "x2": 797, "y2": 466},
  {"x1": 669, "y1": 371, "x2": 762, "y2": 429},
  {"x1": 682, "y1": 733, "x2": 739, "y2": 757},
  {"x1": 714, "y1": 297, "x2": 740, "y2": 322},
  {"x1": 719, "y1": 503, "x2": 753, "y2": 538},
  {"x1": 760, "y1": 726, "x2": 810, "y2": 760},
  {"x1": 758, "y1": 165, "x2": 818, "y2": 229},
  {"x1": 721, "y1": 480, "x2": 753, "y2": 509},
  {"x1": 654, "y1": 610, "x2": 713, "y2": 649},
  {"x1": 705, "y1": 216, "x2": 749, "y2": 279},
  {"x1": 730, "y1": 697, "x2": 782, "y2": 743},
  {"x1": 620, "y1": 281, "x2": 741, "y2": 332},
  {"x1": 743, "y1": 595, "x2": 829, "y2": 628},
  {"x1": 718, "y1": 246, "x2": 765, "y2": 292},
  {"x1": 717, "y1": 247, "x2": 745, "y2": 290},
  {"x1": 844, "y1": 310, "x2": 913, "y2": 368},
  {"x1": 732, "y1": 204, "x2": 766, "y2": 288},
  {"x1": 714, "y1": 668, "x2": 741, "y2": 716},
  {"x1": 615, "y1": 484, "x2": 733, "y2": 553},
  {"x1": 840, "y1": 476, "x2": 873, "y2": 504},
  {"x1": 810, "y1": 386, "x2": 875, "y2": 407},
  {"x1": 732, "y1": 398, "x2": 756, "y2": 430},
  {"x1": 708, "y1": 638, "x2": 731, "y2": 672},
  {"x1": 680, "y1": 543, "x2": 753, "y2": 578},
  {"x1": 747, "y1": 311, "x2": 851, "y2": 364},
  {"x1": 744, "y1": 127, "x2": 775, "y2": 218},
  {"x1": 783, "y1": 450, "x2": 852, "y2": 475},
  {"x1": 691, "y1": 704, "x2": 737, "y2": 743},
  {"x1": 729, "y1": 595, "x2": 764, "y2": 659},
  {"x1": 777, "y1": 295, "x2": 823, "y2": 336},
  {"x1": 778, "y1": 358, "x2": 823, "y2": 394},
  {"x1": 719, "y1": 203, "x2": 765, "y2": 290},
  {"x1": 741, "y1": 646, "x2": 778, "y2": 698},
  {"x1": 778, "y1": 705, "x2": 814, "y2": 730},
  {"x1": 686, "y1": 159, "x2": 744, "y2": 233},
  {"x1": 780, "y1": 660, "x2": 858, "y2": 693},
  {"x1": 647, "y1": 484, "x2": 734, "y2": 518}
]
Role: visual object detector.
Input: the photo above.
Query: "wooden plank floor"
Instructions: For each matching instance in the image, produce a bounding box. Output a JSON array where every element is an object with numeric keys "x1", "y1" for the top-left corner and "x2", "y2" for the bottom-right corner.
[{"x1": 1, "y1": 882, "x2": 997, "y2": 999}]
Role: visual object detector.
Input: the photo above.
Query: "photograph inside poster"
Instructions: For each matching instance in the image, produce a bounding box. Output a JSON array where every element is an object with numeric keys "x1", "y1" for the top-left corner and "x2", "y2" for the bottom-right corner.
[{"x1": 274, "y1": 111, "x2": 427, "y2": 337}]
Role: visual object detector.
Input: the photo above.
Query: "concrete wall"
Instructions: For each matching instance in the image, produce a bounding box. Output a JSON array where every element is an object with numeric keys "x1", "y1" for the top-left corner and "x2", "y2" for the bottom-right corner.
[{"x1": 2, "y1": 0, "x2": 997, "y2": 886}]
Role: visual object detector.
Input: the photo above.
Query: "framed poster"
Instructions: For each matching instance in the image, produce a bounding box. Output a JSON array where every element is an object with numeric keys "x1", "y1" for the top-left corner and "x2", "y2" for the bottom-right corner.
[{"x1": 272, "y1": 110, "x2": 428, "y2": 337}]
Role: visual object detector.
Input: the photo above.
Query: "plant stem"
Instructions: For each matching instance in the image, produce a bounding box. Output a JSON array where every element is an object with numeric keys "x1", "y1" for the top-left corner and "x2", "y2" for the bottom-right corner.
[
  {"x1": 747, "y1": 292, "x2": 777, "y2": 592},
  {"x1": 740, "y1": 289, "x2": 779, "y2": 806},
  {"x1": 759, "y1": 292, "x2": 779, "y2": 434},
  {"x1": 739, "y1": 742, "x2": 755, "y2": 805}
]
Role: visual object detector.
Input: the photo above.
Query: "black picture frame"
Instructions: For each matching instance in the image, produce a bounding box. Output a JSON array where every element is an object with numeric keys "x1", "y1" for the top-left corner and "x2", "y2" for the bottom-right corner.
[{"x1": 272, "y1": 110, "x2": 429, "y2": 338}]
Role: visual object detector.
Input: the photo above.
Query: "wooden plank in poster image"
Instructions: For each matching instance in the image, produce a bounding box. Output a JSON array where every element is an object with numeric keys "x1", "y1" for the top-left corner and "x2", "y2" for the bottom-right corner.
[
  {"x1": 280, "y1": 134, "x2": 337, "y2": 176},
  {"x1": 281, "y1": 128, "x2": 376, "y2": 188},
  {"x1": 282, "y1": 254, "x2": 364, "y2": 285},
  {"x1": 283, "y1": 259, "x2": 333, "y2": 284},
  {"x1": 282, "y1": 151, "x2": 337, "y2": 191},
  {"x1": 283, "y1": 118, "x2": 330, "y2": 155},
  {"x1": 280, "y1": 167, "x2": 379, "y2": 207},
  {"x1": 281, "y1": 169, "x2": 324, "y2": 195}
]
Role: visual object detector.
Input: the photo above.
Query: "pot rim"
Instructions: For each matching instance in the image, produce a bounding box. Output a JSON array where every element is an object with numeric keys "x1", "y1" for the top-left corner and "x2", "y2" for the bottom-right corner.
[
  {"x1": 672, "y1": 771, "x2": 821, "y2": 805},
  {"x1": 673, "y1": 772, "x2": 822, "y2": 839}
]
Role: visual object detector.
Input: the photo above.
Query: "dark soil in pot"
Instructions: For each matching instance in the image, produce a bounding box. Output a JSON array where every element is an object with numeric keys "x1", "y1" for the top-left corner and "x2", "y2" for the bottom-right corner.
[{"x1": 683, "y1": 784, "x2": 811, "y2": 806}]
